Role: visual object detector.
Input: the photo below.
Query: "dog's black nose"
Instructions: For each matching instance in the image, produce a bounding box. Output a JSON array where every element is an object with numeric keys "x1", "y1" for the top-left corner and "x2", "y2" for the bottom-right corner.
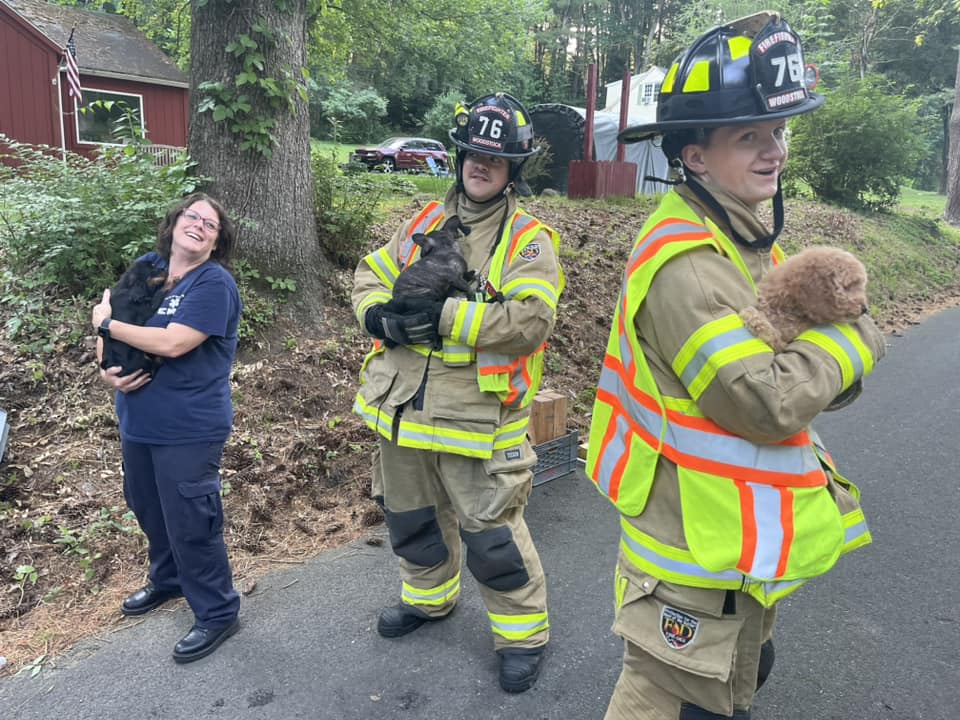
[{"x1": 860, "y1": 304, "x2": 868, "y2": 315}]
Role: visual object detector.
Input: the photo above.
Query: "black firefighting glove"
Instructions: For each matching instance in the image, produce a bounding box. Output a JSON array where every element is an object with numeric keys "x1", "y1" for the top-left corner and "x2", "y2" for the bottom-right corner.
[{"x1": 364, "y1": 300, "x2": 442, "y2": 347}]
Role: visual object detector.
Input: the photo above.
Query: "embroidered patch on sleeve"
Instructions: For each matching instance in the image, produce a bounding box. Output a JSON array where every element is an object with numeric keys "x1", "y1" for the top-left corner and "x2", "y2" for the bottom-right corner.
[
  {"x1": 518, "y1": 242, "x2": 541, "y2": 261},
  {"x1": 660, "y1": 606, "x2": 700, "y2": 649}
]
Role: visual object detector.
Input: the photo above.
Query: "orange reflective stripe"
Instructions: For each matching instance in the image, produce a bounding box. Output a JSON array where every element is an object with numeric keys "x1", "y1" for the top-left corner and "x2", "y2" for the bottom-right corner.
[
  {"x1": 777, "y1": 488, "x2": 795, "y2": 577},
  {"x1": 736, "y1": 481, "x2": 757, "y2": 573},
  {"x1": 600, "y1": 354, "x2": 825, "y2": 488},
  {"x1": 400, "y1": 202, "x2": 445, "y2": 268}
]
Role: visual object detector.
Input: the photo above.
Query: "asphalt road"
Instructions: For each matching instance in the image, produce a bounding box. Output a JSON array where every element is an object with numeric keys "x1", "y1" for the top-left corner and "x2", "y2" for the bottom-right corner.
[{"x1": 2, "y1": 305, "x2": 958, "y2": 720}]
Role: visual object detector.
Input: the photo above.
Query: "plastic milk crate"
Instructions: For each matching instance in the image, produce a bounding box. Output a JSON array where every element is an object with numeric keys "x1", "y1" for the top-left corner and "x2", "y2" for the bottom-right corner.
[{"x1": 532, "y1": 430, "x2": 579, "y2": 486}]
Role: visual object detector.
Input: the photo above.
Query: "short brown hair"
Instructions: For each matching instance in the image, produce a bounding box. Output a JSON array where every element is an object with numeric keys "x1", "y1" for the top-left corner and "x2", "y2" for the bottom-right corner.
[{"x1": 156, "y1": 192, "x2": 236, "y2": 266}]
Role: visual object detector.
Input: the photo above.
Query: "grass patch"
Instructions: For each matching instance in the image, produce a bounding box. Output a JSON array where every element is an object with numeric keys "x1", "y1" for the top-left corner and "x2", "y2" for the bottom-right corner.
[{"x1": 897, "y1": 187, "x2": 947, "y2": 217}]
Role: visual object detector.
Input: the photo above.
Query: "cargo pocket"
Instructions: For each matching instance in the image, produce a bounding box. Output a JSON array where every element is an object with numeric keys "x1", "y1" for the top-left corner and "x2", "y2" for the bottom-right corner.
[
  {"x1": 612, "y1": 571, "x2": 742, "y2": 715},
  {"x1": 176, "y1": 444, "x2": 224, "y2": 541},
  {"x1": 176, "y1": 476, "x2": 223, "y2": 541},
  {"x1": 475, "y1": 440, "x2": 538, "y2": 521}
]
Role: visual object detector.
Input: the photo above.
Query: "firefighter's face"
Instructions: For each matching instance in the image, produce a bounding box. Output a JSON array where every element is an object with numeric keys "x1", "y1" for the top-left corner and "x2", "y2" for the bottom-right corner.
[
  {"x1": 463, "y1": 151, "x2": 510, "y2": 203},
  {"x1": 681, "y1": 119, "x2": 788, "y2": 209}
]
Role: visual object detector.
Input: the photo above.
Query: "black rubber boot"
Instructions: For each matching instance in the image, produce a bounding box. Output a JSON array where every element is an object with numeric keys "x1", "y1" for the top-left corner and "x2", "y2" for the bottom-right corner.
[
  {"x1": 497, "y1": 646, "x2": 545, "y2": 693},
  {"x1": 376, "y1": 604, "x2": 448, "y2": 638}
]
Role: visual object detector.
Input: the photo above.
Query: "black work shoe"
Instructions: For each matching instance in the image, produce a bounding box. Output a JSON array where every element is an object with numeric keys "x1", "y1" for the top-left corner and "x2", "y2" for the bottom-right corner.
[
  {"x1": 377, "y1": 604, "x2": 449, "y2": 638},
  {"x1": 121, "y1": 583, "x2": 182, "y2": 617},
  {"x1": 497, "y1": 646, "x2": 545, "y2": 693},
  {"x1": 172, "y1": 619, "x2": 240, "y2": 664}
]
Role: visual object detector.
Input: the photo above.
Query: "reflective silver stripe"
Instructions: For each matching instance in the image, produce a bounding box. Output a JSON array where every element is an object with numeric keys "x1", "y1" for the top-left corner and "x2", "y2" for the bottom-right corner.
[
  {"x1": 845, "y1": 519, "x2": 869, "y2": 544},
  {"x1": 744, "y1": 483, "x2": 786, "y2": 578},
  {"x1": 504, "y1": 366, "x2": 529, "y2": 408},
  {"x1": 397, "y1": 426, "x2": 491, "y2": 453},
  {"x1": 627, "y1": 220, "x2": 708, "y2": 268},
  {"x1": 453, "y1": 302, "x2": 480, "y2": 344},
  {"x1": 353, "y1": 397, "x2": 392, "y2": 436},
  {"x1": 494, "y1": 422, "x2": 528, "y2": 445},
  {"x1": 504, "y1": 282, "x2": 558, "y2": 305},
  {"x1": 402, "y1": 579, "x2": 460, "y2": 604},
  {"x1": 679, "y1": 326, "x2": 758, "y2": 388},
  {"x1": 598, "y1": 368, "x2": 822, "y2": 475},
  {"x1": 808, "y1": 325, "x2": 865, "y2": 379},
  {"x1": 368, "y1": 249, "x2": 399, "y2": 286},
  {"x1": 411, "y1": 205, "x2": 444, "y2": 235},
  {"x1": 621, "y1": 526, "x2": 742, "y2": 582},
  {"x1": 595, "y1": 411, "x2": 630, "y2": 496},
  {"x1": 489, "y1": 616, "x2": 548, "y2": 634},
  {"x1": 477, "y1": 351, "x2": 511, "y2": 369}
]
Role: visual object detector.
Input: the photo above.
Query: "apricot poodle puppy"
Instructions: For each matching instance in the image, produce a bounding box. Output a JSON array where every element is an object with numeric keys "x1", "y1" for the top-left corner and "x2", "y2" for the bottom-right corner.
[{"x1": 740, "y1": 246, "x2": 869, "y2": 352}]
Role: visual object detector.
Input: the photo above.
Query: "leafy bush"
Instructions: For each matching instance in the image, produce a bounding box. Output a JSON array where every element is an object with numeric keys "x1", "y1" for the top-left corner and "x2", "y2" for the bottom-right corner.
[
  {"x1": 0, "y1": 135, "x2": 198, "y2": 297},
  {"x1": 420, "y1": 89, "x2": 464, "y2": 145},
  {"x1": 312, "y1": 82, "x2": 388, "y2": 144},
  {"x1": 787, "y1": 78, "x2": 925, "y2": 210},
  {"x1": 312, "y1": 148, "x2": 384, "y2": 268}
]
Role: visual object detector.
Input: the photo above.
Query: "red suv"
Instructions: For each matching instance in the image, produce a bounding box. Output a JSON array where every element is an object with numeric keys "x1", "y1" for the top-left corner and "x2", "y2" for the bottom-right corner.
[{"x1": 351, "y1": 137, "x2": 451, "y2": 173}]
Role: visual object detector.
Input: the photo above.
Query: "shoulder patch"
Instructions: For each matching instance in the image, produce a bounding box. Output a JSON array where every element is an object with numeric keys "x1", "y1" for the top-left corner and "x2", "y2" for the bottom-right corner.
[
  {"x1": 660, "y1": 606, "x2": 699, "y2": 649},
  {"x1": 518, "y1": 242, "x2": 541, "y2": 262}
]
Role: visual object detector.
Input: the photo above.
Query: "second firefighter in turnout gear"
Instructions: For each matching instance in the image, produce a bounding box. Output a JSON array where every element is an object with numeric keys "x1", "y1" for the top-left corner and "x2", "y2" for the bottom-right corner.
[
  {"x1": 585, "y1": 12, "x2": 887, "y2": 720},
  {"x1": 352, "y1": 92, "x2": 564, "y2": 693}
]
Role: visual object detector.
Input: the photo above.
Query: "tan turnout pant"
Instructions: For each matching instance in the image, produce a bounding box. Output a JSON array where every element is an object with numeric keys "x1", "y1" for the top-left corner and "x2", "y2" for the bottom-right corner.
[{"x1": 373, "y1": 437, "x2": 549, "y2": 650}]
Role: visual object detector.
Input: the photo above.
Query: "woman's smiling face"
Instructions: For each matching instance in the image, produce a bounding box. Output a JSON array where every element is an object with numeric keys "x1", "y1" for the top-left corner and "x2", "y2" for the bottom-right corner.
[
  {"x1": 682, "y1": 119, "x2": 789, "y2": 209},
  {"x1": 172, "y1": 200, "x2": 220, "y2": 260}
]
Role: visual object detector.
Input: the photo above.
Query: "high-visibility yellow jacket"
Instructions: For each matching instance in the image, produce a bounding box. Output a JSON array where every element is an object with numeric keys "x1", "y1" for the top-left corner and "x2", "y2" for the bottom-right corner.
[
  {"x1": 586, "y1": 186, "x2": 886, "y2": 607},
  {"x1": 352, "y1": 187, "x2": 564, "y2": 459}
]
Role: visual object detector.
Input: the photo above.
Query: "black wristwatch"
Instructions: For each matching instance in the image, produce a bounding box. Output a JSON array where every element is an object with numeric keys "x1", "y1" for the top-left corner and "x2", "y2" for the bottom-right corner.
[{"x1": 97, "y1": 318, "x2": 112, "y2": 338}]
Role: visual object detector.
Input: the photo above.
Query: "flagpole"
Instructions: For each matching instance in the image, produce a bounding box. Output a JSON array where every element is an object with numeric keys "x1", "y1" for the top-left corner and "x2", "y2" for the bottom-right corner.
[{"x1": 57, "y1": 68, "x2": 67, "y2": 166}]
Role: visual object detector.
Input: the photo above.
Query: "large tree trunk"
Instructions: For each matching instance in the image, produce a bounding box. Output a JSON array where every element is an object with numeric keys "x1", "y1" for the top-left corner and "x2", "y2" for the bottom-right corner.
[
  {"x1": 946, "y1": 47, "x2": 960, "y2": 226},
  {"x1": 188, "y1": 0, "x2": 326, "y2": 319}
]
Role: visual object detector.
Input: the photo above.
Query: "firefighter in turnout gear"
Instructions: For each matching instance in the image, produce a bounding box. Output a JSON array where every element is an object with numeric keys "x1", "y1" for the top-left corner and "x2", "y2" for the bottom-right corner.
[
  {"x1": 352, "y1": 92, "x2": 563, "y2": 693},
  {"x1": 585, "y1": 13, "x2": 886, "y2": 719}
]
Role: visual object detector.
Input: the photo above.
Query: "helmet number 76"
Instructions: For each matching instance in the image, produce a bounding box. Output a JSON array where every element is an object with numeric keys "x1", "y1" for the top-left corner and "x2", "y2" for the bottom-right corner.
[
  {"x1": 770, "y1": 53, "x2": 803, "y2": 86},
  {"x1": 477, "y1": 116, "x2": 503, "y2": 139}
]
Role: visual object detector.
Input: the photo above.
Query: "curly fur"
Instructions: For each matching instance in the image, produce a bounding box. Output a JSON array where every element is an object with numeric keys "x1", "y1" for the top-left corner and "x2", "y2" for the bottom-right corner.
[{"x1": 740, "y1": 246, "x2": 868, "y2": 352}]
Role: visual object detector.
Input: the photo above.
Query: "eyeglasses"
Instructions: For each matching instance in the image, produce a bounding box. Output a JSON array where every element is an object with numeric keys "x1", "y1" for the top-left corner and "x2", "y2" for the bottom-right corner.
[{"x1": 182, "y1": 209, "x2": 221, "y2": 233}]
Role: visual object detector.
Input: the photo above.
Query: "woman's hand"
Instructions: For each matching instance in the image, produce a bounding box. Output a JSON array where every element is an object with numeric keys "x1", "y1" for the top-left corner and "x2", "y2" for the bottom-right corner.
[
  {"x1": 99, "y1": 365, "x2": 151, "y2": 393},
  {"x1": 92, "y1": 289, "x2": 112, "y2": 330}
]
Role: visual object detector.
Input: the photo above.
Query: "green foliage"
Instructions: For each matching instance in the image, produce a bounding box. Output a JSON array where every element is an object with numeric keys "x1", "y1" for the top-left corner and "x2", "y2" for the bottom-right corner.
[
  {"x1": 195, "y1": 16, "x2": 310, "y2": 158},
  {"x1": 312, "y1": 148, "x2": 385, "y2": 268},
  {"x1": 312, "y1": 80, "x2": 388, "y2": 142},
  {"x1": 787, "y1": 79, "x2": 925, "y2": 210},
  {"x1": 521, "y1": 137, "x2": 554, "y2": 193},
  {"x1": 0, "y1": 135, "x2": 198, "y2": 297},
  {"x1": 420, "y1": 89, "x2": 464, "y2": 144}
]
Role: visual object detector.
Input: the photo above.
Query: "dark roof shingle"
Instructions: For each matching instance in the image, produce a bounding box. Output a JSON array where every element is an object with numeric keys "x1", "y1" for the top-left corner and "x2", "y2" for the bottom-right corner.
[{"x1": 2, "y1": 0, "x2": 187, "y2": 85}]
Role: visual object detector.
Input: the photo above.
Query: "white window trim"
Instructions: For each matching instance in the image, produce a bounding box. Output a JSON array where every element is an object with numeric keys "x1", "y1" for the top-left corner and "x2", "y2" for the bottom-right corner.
[{"x1": 75, "y1": 87, "x2": 146, "y2": 146}]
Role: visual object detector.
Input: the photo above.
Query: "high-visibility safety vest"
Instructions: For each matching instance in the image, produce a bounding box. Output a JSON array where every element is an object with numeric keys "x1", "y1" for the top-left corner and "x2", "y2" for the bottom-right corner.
[
  {"x1": 586, "y1": 191, "x2": 875, "y2": 607},
  {"x1": 354, "y1": 201, "x2": 563, "y2": 457}
]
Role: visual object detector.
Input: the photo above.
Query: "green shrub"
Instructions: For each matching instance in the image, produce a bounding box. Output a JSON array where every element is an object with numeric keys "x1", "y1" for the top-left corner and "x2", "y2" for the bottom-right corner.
[
  {"x1": 0, "y1": 135, "x2": 198, "y2": 297},
  {"x1": 312, "y1": 148, "x2": 384, "y2": 268},
  {"x1": 421, "y1": 89, "x2": 464, "y2": 145},
  {"x1": 787, "y1": 78, "x2": 925, "y2": 211}
]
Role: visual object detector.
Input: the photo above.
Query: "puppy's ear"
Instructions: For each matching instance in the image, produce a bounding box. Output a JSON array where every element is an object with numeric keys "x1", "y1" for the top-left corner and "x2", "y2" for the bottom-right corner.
[{"x1": 411, "y1": 233, "x2": 436, "y2": 255}]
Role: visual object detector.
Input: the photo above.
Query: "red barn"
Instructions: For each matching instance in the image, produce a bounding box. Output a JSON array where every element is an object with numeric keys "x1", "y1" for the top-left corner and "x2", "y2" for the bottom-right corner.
[{"x1": 0, "y1": 0, "x2": 188, "y2": 160}]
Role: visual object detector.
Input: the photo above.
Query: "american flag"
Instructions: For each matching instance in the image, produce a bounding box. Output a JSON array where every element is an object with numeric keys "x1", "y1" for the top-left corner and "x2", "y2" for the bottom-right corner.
[{"x1": 64, "y1": 28, "x2": 82, "y2": 104}]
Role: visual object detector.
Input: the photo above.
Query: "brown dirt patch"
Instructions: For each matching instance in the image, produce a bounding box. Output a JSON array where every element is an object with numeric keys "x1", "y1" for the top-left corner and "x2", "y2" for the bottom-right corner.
[{"x1": 1, "y1": 197, "x2": 957, "y2": 676}]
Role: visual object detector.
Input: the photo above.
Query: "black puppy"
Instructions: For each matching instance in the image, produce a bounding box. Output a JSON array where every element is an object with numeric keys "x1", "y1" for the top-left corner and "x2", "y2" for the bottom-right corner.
[
  {"x1": 100, "y1": 259, "x2": 168, "y2": 377},
  {"x1": 393, "y1": 216, "x2": 475, "y2": 303}
]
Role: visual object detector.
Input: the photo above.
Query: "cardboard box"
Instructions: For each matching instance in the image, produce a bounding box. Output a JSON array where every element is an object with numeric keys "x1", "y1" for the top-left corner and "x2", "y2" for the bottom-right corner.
[{"x1": 528, "y1": 391, "x2": 567, "y2": 445}]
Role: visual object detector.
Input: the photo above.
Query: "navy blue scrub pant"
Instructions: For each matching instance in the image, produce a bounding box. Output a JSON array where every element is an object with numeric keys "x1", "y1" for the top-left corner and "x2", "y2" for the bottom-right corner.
[{"x1": 121, "y1": 440, "x2": 240, "y2": 630}]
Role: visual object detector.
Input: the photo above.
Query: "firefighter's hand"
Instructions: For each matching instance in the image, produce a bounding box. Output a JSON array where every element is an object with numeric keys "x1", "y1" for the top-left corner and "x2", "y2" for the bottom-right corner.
[{"x1": 365, "y1": 301, "x2": 441, "y2": 347}]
